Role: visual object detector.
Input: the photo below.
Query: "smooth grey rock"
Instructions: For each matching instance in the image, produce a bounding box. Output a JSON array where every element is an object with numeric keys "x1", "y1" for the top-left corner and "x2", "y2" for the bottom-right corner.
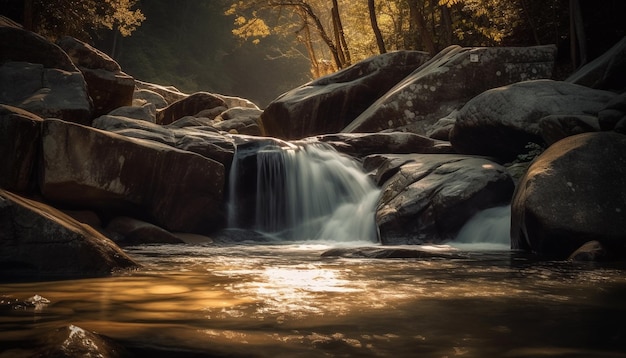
[
  {"x1": 0, "y1": 61, "x2": 92, "y2": 124},
  {"x1": 262, "y1": 50, "x2": 431, "y2": 139},
  {"x1": 344, "y1": 45, "x2": 557, "y2": 135},
  {"x1": 450, "y1": 80, "x2": 616, "y2": 162},
  {"x1": 511, "y1": 132, "x2": 626, "y2": 259},
  {"x1": 40, "y1": 119, "x2": 226, "y2": 234}
]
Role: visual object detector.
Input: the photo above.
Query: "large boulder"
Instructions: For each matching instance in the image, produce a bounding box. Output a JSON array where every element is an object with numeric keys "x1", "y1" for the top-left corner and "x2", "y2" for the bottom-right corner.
[
  {"x1": 365, "y1": 154, "x2": 514, "y2": 244},
  {"x1": 261, "y1": 50, "x2": 431, "y2": 139},
  {"x1": 57, "y1": 36, "x2": 135, "y2": 118},
  {"x1": 156, "y1": 92, "x2": 227, "y2": 125},
  {"x1": 566, "y1": 36, "x2": 626, "y2": 92},
  {"x1": 511, "y1": 132, "x2": 626, "y2": 259},
  {"x1": 0, "y1": 25, "x2": 77, "y2": 72},
  {"x1": 40, "y1": 119, "x2": 226, "y2": 234},
  {"x1": 135, "y1": 80, "x2": 188, "y2": 105},
  {"x1": 133, "y1": 88, "x2": 169, "y2": 109},
  {"x1": 212, "y1": 107, "x2": 264, "y2": 135},
  {"x1": 0, "y1": 27, "x2": 92, "y2": 124},
  {"x1": 93, "y1": 114, "x2": 235, "y2": 168},
  {"x1": 450, "y1": 80, "x2": 616, "y2": 162},
  {"x1": 344, "y1": 45, "x2": 557, "y2": 136},
  {"x1": 0, "y1": 105, "x2": 42, "y2": 192},
  {"x1": 0, "y1": 189, "x2": 138, "y2": 280}
]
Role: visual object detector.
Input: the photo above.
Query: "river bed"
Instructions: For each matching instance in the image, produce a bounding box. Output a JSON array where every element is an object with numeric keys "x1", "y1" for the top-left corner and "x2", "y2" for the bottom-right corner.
[{"x1": 2, "y1": 242, "x2": 626, "y2": 357}]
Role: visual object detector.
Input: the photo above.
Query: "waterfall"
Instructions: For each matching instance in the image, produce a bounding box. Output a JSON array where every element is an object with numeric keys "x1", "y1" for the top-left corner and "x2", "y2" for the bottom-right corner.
[
  {"x1": 453, "y1": 205, "x2": 511, "y2": 250},
  {"x1": 228, "y1": 141, "x2": 380, "y2": 242}
]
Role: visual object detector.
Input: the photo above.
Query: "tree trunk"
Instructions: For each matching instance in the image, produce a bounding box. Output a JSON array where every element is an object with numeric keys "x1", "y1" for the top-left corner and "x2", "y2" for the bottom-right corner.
[
  {"x1": 439, "y1": 5, "x2": 453, "y2": 47},
  {"x1": 368, "y1": 0, "x2": 386, "y2": 54},
  {"x1": 298, "y1": 2, "x2": 342, "y2": 70},
  {"x1": 331, "y1": 0, "x2": 351, "y2": 67},
  {"x1": 296, "y1": 11, "x2": 321, "y2": 78},
  {"x1": 407, "y1": 0, "x2": 436, "y2": 54},
  {"x1": 569, "y1": 0, "x2": 587, "y2": 67},
  {"x1": 23, "y1": 0, "x2": 34, "y2": 30},
  {"x1": 520, "y1": 0, "x2": 541, "y2": 45},
  {"x1": 110, "y1": 28, "x2": 119, "y2": 59}
]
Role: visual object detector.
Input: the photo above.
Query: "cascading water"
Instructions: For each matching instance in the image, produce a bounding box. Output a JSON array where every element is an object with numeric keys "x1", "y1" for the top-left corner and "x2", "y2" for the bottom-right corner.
[{"x1": 228, "y1": 140, "x2": 380, "y2": 242}]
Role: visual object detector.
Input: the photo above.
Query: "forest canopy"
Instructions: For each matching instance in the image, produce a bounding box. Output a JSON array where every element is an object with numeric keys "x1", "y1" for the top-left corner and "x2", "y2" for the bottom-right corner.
[{"x1": 1, "y1": 0, "x2": 624, "y2": 106}]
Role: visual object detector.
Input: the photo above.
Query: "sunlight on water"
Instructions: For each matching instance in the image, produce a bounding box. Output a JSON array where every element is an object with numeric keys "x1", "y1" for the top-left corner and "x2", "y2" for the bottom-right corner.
[{"x1": 2, "y1": 243, "x2": 626, "y2": 357}]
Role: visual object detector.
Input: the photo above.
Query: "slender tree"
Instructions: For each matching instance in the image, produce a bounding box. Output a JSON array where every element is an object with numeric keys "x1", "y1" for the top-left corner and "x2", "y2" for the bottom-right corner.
[{"x1": 368, "y1": 0, "x2": 386, "y2": 54}]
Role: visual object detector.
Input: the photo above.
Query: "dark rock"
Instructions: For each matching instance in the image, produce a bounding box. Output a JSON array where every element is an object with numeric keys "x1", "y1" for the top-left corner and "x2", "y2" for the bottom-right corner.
[
  {"x1": 108, "y1": 103, "x2": 157, "y2": 123},
  {"x1": 566, "y1": 36, "x2": 626, "y2": 92},
  {"x1": 344, "y1": 45, "x2": 557, "y2": 135},
  {"x1": 133, "y1": 88, "x2": 169, "y2": 109},
  {"x1": 568, "y1": 241, "x2": 606, "y2": 262},
  {"x1": 212, "y1": 107, "x2": 264, "y2": 135},
  {"x1": 539, "y1": 114, "x2": 600, "y2": 145},
  {"x1": 511, "y1": 132, "x2": 626, "y2": 259},
  {"x1": 313, "y1": 132, "x2": 454, "y2": 158},
  {"x1": 156, "y1": 92, "x2": 227, "y2": 125},
  {"x1": 0, "y1": 61, "x2": 92, "y2": 124},
  {"x1": 168, "y1": 115, "x2": 217, "y2": 128},
  {"x1": 135, "y1": 80, "x2": 187, "y2": 105},
  {"x1": 0, "y1": 105, "x2": 42, "y2": 192},
  {"x1": 81, "y1": 69, "x2": 135, "y2": 118},
  {"x1": 598, "y1": 92, "x2": 626, "y2": 131},
  {"x1": 105, "y1": 216, "x2": 184, "y2": 246},
  {"x1": 0, "y1": 190, "x2": 138, "y2": 280},
  {"x1": 0, "y1": 26, "x2": 77, "y2": 72},
  {"x1": 56, "y1": 36, "x2": 135, "y2": 119},
  {"x1": 216, "y1": 94, "x2": 259, "y2": 110},
  {"x1": 450, "y1": 80, "x2": 616, "y2": 162},
  {"x1": 194, "y1": 107, "x2": 228, "y2": 121},
  {"x1": 37, "y1": 325, "x2": 131, "y2": 358},
  {"x1": 93, "y1": 114, "x2": 235, "y2": 168},
  {"x1": 261, "y1": 50, "x2": 431, "y2": 139},
  {"x1": 40, "y1": 119, "x2": 226, "y2": 234},
  {"x1": 63, "y1": 209, "x2": 103, "y2": 228},
  {"x1": 366, "y1": 154, "x2": 514, "y2": 244},
  {"x1": 56, "y1": 36, "x2": 121, "y2": 72}
]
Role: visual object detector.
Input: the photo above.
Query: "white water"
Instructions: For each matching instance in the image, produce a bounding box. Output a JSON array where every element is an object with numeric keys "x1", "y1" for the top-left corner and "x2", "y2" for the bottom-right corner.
[
  {"x1": 453, "y1": 205, "x2": 512, "y2": 250},
  {"x1": 229, "y1": 142, "x2": 380, "y2": 242}
]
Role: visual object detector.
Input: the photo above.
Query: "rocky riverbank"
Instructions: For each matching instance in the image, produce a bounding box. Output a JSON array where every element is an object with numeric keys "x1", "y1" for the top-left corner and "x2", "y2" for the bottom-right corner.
[{"x1": 1, "y1": 16, "x2": 626, "y2": 279}]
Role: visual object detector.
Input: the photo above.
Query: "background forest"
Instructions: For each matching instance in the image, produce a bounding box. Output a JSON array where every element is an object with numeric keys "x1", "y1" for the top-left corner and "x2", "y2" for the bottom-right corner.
[{"x1": 1, "y1": 0, "x2": 625, "y2": 107}]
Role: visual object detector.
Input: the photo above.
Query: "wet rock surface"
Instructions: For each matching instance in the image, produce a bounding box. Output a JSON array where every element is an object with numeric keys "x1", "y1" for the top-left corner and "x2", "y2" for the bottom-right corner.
[{"x1": 366, "y1": 154, "x2": 514, "y2": 244}]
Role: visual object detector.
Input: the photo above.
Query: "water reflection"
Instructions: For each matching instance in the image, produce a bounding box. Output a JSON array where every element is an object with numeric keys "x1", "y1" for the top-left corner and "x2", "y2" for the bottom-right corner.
[{"x1": 1, "y1": 243, "x2": 626, "y2": 357}]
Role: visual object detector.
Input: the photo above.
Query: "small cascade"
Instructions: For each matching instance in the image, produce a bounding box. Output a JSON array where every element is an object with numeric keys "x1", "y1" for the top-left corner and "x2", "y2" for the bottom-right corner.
[
  {"x1": 228, "y1": 141, "x2": 380, "y2": 242},
  {"x1": 453, "y1": 205, "x2": 511, "y2": 250}
]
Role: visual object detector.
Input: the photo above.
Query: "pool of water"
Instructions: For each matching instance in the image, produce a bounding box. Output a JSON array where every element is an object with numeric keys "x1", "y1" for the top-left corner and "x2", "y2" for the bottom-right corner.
[{"x1": 2, "y1": 242, "x2": 626, "y2": 357}]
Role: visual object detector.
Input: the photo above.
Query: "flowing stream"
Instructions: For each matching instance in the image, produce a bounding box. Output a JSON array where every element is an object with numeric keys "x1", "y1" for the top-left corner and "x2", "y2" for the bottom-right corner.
[{"x1": 2, "y1": 144, "x2": 626, "y2": 357}]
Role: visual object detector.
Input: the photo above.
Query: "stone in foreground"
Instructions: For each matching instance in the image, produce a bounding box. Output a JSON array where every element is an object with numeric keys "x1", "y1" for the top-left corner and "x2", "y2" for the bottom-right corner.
[
  {"x1": 0, "y1": 190, "x2": 138, "y2": 280},
  {"x1": 511, "y1": 132, "x2": 626, "y2": 259}
]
